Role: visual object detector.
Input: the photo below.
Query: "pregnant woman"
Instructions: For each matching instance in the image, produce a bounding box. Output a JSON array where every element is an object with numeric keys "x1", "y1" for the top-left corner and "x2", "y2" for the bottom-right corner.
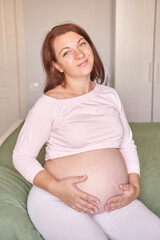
[{"x1": 13, "y1": 23, "x2": 160, "y2": 240}]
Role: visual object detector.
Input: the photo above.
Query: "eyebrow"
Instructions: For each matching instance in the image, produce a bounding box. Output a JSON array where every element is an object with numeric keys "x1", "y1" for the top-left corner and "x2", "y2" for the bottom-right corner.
[{"x1": 59, "y1": 37, "x2": 85, "y2": 55}]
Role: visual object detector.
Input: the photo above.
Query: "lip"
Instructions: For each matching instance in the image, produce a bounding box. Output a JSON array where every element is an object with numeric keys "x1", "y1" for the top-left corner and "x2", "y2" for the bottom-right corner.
[{"x1": 77, "y1": 59, "x2": 88, "y2": 67}]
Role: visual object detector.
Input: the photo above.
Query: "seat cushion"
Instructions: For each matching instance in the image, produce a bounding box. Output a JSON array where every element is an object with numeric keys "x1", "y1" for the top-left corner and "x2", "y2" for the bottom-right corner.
[{"x1": 130, "y1": 122, "x2": 160, "y2": 217}]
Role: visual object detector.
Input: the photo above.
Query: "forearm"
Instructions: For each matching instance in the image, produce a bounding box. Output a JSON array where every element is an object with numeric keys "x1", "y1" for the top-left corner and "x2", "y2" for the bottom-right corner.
[
  {"x1": 33, "y1": 170, "x2": 100, "y2": 214},
  {"x1": 33, "y1": 170, "x2": 59, "y2": 196},
  {"x1": 128, "y1": 173, "x2": 141, "y2": 198}
]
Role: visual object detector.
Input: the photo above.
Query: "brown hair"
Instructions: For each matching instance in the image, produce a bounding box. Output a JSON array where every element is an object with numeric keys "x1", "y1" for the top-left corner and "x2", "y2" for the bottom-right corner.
[{"x1": 42, "y1": 23, "x2": 105, "y2": 93}]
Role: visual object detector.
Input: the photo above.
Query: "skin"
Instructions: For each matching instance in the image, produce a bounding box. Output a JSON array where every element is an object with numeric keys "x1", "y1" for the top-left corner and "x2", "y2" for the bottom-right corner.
[
  {"x1": 33, "y1": 31, "x2": 140, "y2": 215},
  {"x1": 52, "y1": 31, "x2": 94, "y2": 86},
  {"x1": 104, "y1": 173, "x2": 140, "y2": 212}
]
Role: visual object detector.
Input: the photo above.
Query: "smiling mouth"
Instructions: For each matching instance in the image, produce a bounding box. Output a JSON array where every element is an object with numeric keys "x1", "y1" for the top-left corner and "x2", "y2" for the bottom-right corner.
[{"x1": 77, "y1": 59, "x2": 88, "y2": 67}]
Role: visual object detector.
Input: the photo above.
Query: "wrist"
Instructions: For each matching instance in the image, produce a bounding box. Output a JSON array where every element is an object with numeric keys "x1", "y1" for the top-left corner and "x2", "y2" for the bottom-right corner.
[
  {"x1": 33, "y1": 170, "x2": 59, "y2": 196},
  {"x1": 133, "y1": 184, "x2": 141, "y2": 198},
  {"x1": 128, "y1": 173, "x2": 141, "y2": 198},
  {"x1": 47, "y1": 178, "x2": 59, "y2": 195}
]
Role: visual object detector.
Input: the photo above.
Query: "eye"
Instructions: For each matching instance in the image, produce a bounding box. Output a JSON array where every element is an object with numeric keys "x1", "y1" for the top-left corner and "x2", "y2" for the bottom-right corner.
[
  {"x1": 63, "y1": 51, "x2": 70, "y2": 57},
  {"x1": 79, "y1": 42, "x2": 86, "y2": 47}
]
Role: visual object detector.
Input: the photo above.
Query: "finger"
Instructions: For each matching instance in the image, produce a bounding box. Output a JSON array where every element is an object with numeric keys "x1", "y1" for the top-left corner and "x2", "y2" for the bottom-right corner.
[
  {"x1": 106, "y1": 195, "x2": 123, "y2": 205},
  {"x1": 77, "y1": 199, "x2": 99, "y2": 214},
  {"x1": 120, "y1": 184, "x2": 131, "y2": 191},
  {"x1": 105, "y1": 202, "x2": 121, "y2": 212},
  {"x1": 72, "y1": 204, "x2": 85, "y2": 213},
  {"x1": 80, "y1": 191, "x2": 100, "y2": 205},
  {"x1": 105, "y1": 197, "x2": 126, "y2": 212},
  {"x1": 71, "y1": 175, "x2": 88, "y2": 184},
  {"x1": 72, "y1": 200, "x2": 97, "y2": 214},
  {"x1": 85, "y1": 201, "x2": 99, "y2": 214},
  {"x1": 73, "y1": 176, "x2": 100, "y2": 204},
  {"x1": 69, "y1": 190, "x2": 99, "y2": 214},
  {"x1": 72, "y1": 205, "x2": 87, "y2": 214}
]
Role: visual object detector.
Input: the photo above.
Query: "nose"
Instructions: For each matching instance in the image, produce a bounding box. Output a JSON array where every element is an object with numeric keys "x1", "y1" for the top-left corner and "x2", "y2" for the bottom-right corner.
[{"x1": 74, "y1": 48, "x2": 84, "y2": 59}]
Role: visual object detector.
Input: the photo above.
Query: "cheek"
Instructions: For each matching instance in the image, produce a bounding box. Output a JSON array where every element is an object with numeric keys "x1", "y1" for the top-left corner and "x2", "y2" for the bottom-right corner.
[
  {"x1": 60, "y1": 59, "x2": 74, "y2": 74},
  {"x1": 89, "y1": 53, "x2": 94, "y2": 67},
  {"x1": 89, "y1": 49, "x2": 94, "y2": 63},
  {"x1": 63, "y1": 59, "x2": 74, "y2": 70},
  {"x1": 91, "y1": 54, "x2": 94, "y2": 64}
]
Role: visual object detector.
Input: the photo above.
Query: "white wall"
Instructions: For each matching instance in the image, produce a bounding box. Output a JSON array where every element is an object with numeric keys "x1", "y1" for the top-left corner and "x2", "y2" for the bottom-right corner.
[{"x1": 23, "y1": 0, "x2": 113, "y2": 109}]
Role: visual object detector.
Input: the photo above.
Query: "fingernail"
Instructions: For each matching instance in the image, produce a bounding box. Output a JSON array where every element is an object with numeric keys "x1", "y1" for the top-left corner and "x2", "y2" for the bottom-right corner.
[
  {"x1": 83, "y1": 175, "x2": 87, "y2": 179},
  {"x1": 105, "y1": 207, "x2": 109, "y2": 212}
]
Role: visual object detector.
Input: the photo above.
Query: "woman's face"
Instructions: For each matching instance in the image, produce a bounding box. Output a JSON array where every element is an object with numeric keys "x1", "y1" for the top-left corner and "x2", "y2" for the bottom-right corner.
[{"x1": 52, "y1": 31, "x2": 94, "y2": 81}]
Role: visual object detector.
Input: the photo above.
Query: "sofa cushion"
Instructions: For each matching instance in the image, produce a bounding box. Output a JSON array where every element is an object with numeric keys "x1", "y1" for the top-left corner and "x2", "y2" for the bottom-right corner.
[
  {"x1": 0, "y1": 123, "x2": 45, "y2": 239},
  {"x1": 0, "y1": 165, "x2": 43, "y2": 240},
  {"x1": 0, "y1": 123, "x2": 45, "y2": 172},
  {"x1": 130, "y1": 122, "x2": 160, "y2": 217}
]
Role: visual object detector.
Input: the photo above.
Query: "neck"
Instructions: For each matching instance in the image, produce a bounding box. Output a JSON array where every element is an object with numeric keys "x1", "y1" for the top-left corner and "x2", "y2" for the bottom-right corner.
[{"x1": 64, "y1": 77, "x2": 95, "y2": 95}]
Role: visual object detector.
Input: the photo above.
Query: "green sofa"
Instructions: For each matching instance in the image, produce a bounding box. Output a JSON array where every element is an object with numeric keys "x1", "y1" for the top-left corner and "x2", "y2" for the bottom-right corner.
[{"x1": 0, "y1": 123, "x2": 160, "y2": 239}]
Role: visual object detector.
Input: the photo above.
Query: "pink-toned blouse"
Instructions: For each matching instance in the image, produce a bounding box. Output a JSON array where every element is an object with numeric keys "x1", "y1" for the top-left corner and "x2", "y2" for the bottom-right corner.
[{"x1": 13, "y1": 83, "x2": 140, "y2": 184}]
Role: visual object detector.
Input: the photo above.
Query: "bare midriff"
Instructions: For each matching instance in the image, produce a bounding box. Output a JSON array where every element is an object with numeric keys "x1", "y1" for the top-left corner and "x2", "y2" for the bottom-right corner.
[{"x1": 44, "y1": 148, "x2": 128, "y2": 214}]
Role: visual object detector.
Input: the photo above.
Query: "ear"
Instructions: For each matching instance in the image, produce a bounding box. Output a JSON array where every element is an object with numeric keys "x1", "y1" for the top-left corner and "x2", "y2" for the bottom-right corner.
[{"x1": 52, "y1": 61, "x2": 64, "y2": 73}]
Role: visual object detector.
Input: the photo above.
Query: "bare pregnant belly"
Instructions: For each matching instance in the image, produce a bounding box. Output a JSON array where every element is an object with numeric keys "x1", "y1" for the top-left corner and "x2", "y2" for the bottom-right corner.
[{"x1": 44, "y1": 148, "x2": 128, "y2": 214}]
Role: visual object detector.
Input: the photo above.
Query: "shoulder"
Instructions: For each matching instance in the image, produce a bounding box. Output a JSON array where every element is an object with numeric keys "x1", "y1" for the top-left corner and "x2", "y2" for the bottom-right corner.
[
  {"x1": 44, "y1": 85, "x2": 65, "y2": 99},
  {"x1": 28, "y1": 94, "x2": 58, "y2": 121},
  {"x1": 97, "y1": 84, "x2": 119, "y2": 98},
  {"x1": 97, "y1": 84, "x2": 121, "y2": 107}
]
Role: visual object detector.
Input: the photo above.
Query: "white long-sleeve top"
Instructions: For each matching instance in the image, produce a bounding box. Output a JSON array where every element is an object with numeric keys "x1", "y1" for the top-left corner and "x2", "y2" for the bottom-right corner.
[{"x1": 13, "y1": 83, "x2": 140, "y2": 184}]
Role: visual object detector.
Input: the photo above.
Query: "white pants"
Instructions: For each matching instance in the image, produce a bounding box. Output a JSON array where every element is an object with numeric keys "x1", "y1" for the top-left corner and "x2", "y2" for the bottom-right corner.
[{"x1": 27, "y1": 186, "x2": 160, "y2": 240}]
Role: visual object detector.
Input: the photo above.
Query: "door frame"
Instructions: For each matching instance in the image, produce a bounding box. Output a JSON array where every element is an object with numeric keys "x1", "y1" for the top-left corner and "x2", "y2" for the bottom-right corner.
[
  {"x1": 0, "y1": 0, "x2": 27, "y2": 145},
  {"x1": 15, "y1": 0, "x2": 27, "y2": 119}
]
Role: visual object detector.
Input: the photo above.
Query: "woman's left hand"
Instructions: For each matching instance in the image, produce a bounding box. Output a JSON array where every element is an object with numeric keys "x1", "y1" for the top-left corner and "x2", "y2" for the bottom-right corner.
[
  {"x1": 104, "y1": 173, "x2": 140, "y2": 212},
  {"x1": 104, "y1": 183, "x2": 139, "y2": 212}
]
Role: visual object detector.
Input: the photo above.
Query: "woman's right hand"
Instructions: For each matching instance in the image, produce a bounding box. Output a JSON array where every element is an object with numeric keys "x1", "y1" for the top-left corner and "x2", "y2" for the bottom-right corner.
[{"x1": 54, "y1": 175, "x2": 100, "y2": 214}]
